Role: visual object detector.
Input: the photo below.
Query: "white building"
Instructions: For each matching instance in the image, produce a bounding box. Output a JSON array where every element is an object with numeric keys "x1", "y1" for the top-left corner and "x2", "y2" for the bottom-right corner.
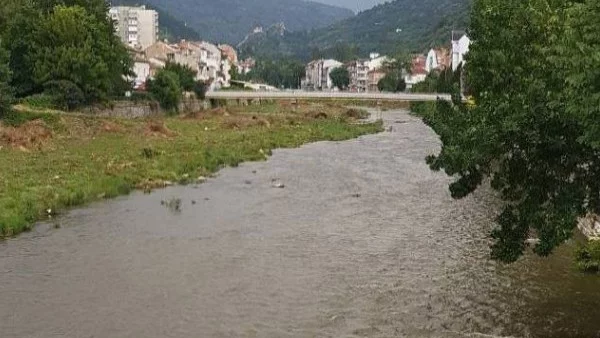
[
  {"x1": 303, "y1": 59, "x2": 343, "y2": 90},
  {"x1": 110, "y1": 6, "x2": 159, "y2": 50},
  {"x1": 451, "y1": 31, "x2": 471, "y2": 71},
  {"x1": 321, "y1": 59, "x2": 343, "y2": 90}
]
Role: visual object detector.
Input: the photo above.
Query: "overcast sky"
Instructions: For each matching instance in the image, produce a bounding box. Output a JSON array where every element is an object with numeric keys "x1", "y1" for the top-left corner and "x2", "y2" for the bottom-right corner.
[{"x1": 311, "y1": 0, "x2": 390, "y2": 12}]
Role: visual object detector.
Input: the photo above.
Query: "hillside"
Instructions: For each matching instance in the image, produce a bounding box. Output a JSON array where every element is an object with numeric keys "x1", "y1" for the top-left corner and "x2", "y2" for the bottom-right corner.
[
  {"x1": 239, "y1": 0, "x2": 471, "y2": 60},
  {"x1": 311, "y1": 0, "x2": 470, "y2": 54},
  {"x1": 122, "y1": 0, "x2": 354, "y2": 44}
]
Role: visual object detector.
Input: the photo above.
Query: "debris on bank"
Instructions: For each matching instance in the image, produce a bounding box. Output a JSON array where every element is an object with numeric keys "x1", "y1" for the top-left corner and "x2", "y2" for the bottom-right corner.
[{"x1": 578, "y1": 214, "x2": 600, "y2": 240}]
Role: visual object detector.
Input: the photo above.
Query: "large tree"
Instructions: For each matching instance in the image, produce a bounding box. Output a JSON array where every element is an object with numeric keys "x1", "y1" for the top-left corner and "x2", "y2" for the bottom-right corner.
[
  {"x1": 0, "y1": 0, "x2": 132, "y2": 101},
  {"x1": 329, "y1": 67, "x2": 350, "y2": 90},
  {"x1": 423, "y1": 0, "x2": 600, "y2": 262}
]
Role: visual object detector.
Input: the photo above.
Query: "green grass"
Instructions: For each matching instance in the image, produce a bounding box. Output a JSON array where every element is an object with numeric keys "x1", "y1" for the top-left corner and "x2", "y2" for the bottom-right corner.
[
  {"x1": 0, "y1": 102, "x2": 382, "y2": 236},
  {"x1": 575, "y1": 240, "x2": 600, "y2": 273}
]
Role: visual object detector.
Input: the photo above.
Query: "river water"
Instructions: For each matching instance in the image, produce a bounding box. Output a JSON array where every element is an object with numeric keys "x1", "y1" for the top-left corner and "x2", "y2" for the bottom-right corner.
[{"x1": 1, "y1": 109, "x2": 600, "y2": 338}]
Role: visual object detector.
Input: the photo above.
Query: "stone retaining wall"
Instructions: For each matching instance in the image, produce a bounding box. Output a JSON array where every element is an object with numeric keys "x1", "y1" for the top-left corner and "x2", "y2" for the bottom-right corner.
[{"x1": 81, "y1": 99, "x2": 210, "y2": 118}]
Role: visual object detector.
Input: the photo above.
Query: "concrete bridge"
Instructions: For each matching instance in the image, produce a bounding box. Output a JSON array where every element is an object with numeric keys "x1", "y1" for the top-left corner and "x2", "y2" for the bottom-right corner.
[{"x1": 205, "y1": 90, "x2": 451, "y2": 102}]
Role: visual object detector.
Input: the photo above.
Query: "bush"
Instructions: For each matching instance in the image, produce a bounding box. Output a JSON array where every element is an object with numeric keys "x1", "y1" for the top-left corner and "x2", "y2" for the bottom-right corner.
[
  {"x1": 164, "y1": 62, "x2": 197, "y2": 92},
  {"x1": 575, "y1": 241, "x2": 600, "y2": 273},
  {"x1": 378, "y1": 73, "x2": 406, "y2": 93},
  {"x1": 0, "y1": 84, "x2": 12, "y2": 118},
  {"x1": 193, "y1": 80, "x2": 208, "y2": 100},
  {"x1": 147, "y1": 70, "x2": 182, "y2": 112},
  {"x1": 22, "y1": 93, "x2": 57, "y2": 109},
  {"x1": 43, "y1": 80, "x2": 85, "y2": 111}
]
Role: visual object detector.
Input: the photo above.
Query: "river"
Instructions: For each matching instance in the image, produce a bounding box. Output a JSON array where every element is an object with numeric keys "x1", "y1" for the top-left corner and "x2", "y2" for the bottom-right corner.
[{"x1": 1, "y1": 109, "x2": 599, "y2": 338}]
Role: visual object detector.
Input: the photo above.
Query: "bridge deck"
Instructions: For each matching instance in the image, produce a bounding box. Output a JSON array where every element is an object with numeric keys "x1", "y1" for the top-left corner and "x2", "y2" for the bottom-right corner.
[{"x1": 205, "y1": 91, "x2": 451, "y2": 102}]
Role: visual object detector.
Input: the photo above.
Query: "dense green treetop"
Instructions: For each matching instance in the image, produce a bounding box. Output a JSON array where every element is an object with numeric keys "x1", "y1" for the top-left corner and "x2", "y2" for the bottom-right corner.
[
  {"x1": 423, "y1": 0, "x2": 600, "y2": 262},
  {"x1": 330, "y1": 67, "x2": 350, "y2": 90},
  {"x1": 0, "y1": 0, "x2": 133, "y2": 103}
]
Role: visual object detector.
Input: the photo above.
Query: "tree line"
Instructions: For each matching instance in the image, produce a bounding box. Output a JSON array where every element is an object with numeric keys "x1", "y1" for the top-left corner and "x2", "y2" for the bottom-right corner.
[{"x1": 0, "y1": 0, "x2": 132, "y2": 115}]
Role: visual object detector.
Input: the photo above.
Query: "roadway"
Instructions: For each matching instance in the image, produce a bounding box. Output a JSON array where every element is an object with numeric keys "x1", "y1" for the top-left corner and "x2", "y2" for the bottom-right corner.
[{"x1": 205, "y1": 90, "x2": 451, "y2": 102}]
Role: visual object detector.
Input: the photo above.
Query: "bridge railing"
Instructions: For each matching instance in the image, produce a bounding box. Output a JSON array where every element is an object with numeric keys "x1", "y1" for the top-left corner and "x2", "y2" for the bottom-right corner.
[{"x1": 205, "y1": 91, "x2": 451, "y2": 102}]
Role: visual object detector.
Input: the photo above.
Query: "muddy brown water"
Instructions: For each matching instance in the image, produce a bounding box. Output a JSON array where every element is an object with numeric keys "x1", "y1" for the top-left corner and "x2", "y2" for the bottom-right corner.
[{"x1": 1, "y1": 109, "x2": 600, "y2": 338}]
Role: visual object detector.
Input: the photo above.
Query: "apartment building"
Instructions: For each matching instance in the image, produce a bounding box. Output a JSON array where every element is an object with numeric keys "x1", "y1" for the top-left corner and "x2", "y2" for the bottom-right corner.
[
  {"x1": 109, "y1": 6, "x2": 159, "y2": 50},
  {"x1": 346, "y1": 59, "x2": 369, "y2": 92},
  {"x1": 302, "y1": 59, "x2": 343, "y2": 91}
]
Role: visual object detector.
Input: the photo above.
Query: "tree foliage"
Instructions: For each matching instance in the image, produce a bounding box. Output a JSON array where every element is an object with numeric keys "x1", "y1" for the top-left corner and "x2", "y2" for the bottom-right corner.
[
  {"x1": 164, "y1": 62, "x2": 197, "y2": 92},
  {"x1": 423, "y1": 0, "x2": 600, "y2": 262},
  {"x1": 411, "y1": 67, "x2": 460, "y2": 94},
  {"x1": 329, "y1": 67, "x2": 350, "y2": 90},
  {"x1": 378, "y1": 73, "x2": 406, "y2": 93},
  {"x1": 0, "y1": 0, "x2": 132, "y2": 106},
  {"x1": 244, "y1": 58, "x2": 304, "y2": 89},
  {"x1": 147, "y1": 70, "x2": 181, "y2": 111},
  {"x1": 0, "y1": 46, "x2": 12, "y2": 118}
]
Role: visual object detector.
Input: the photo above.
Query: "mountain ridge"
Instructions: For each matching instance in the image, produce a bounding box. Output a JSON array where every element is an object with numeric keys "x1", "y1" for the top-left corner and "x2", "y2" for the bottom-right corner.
[
  {"x1": 112, "y1": 0, "x2": 354, "y2": 44},
  {"x1": 239, "y1": 0, "x2": 471, "y2": 61}
]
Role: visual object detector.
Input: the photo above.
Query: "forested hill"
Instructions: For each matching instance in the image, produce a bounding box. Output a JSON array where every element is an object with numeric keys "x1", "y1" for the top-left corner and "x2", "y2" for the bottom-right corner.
[
  {"x1": 110, "y1": 0, "x2": 200, "y2": 41},
  {"x1": 239, "y1": 0, "x2": 471, "y2": 60},
  {"x1": 113, "y1": 0, "x2": 354, "y2": 45}
]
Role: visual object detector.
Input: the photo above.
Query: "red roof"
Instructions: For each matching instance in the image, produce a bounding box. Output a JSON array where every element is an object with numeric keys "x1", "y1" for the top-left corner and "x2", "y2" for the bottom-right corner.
[{"x1": 411, "y1": 55, "x2": 427, "y2": 75}]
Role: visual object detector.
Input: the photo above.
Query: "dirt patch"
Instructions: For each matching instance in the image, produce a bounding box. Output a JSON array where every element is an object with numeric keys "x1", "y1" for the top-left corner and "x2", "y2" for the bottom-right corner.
[
  {"x1": 0, "y1": 119, "x2": 53, "y2": 150},
  {"x1": 101, "y1": 121, "x2": 124, "y2": 133},
  {"x1": 185, "y1": 107, "x2": 230, "y2": 120},
  {"x1": 145, "y1": 121, "x2": 176, "y2": 137},
  {"x1": 221, "y1": 115, "x2": 271, "y2": 129},
  {"x1": 343, "y1": 108, "x2": 369, "y2": 119},
  {"x1": 305, "y1": 110, "x2": 329, "y2": 119}
]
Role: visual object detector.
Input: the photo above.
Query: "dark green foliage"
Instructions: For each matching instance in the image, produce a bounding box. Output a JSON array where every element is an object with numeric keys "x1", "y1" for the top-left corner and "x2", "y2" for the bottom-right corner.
[
  {"x1": 147, "y1": 70, "x2": 181, "y2": 112},
  {"x1": 329, "y1": 67, "x2": 350, "y2": 90},
  {"x1": 164, "y1": 62, "x2": 197, "y2": 92},
  {"x1": 193, "y1": 81, "x2": 208, "y2": 100},
  {"x1": 411, "y1": 67, "x2": 461, "y2": 94},
  {"x1": 239, "y1": 0, "x2": 470, "y2": 61},
  {"x1": 0, "y1": 0, "x2": 133, "y2": 107},
  {"x1": 421, "y1": 0, "x2": 600, "y2": 263},
  {"x1": 44, "y1": 80, "x2": 85, "y2": 111},
  {"x1": 377, "y1": 73, "x2": 406, "y2": 93},
  {"x1": 245, "y1": 59, "x2": 304, "y2": 89},
  {"x1": 0, "y1": 42, "x2": 13, "y2": 118}
]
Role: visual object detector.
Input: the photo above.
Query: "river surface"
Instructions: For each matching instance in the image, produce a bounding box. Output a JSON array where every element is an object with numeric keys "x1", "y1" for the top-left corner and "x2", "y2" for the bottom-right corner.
[{"x1": 1, "y1": 109, "x2": 600, "y2": 338}]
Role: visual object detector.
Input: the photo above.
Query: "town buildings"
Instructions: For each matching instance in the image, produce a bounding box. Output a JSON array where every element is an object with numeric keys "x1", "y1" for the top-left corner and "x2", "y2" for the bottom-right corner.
[
  {"x1": 109, "y1": 6, "x2": 159, "y2": 50},
  {"x1": 425, "y1": 47, "x2": 451, "y2": 73},
  {"x1": 451, "y1": 31, "x2": 471, "y2": 71},
  {"x1": 303, "y1": 59, "x2": 343, "y2": 91},
  {"x1": 132, "y1": 39, "x2": 237, "y2": 90},
  {"x1": 367, "y1": 69, "x2": 386, "y2": 92},
  {"x1": 346, "y1": 59, "x2": 370, "y2": 92},
  {"x1": 404, "y1": 55, "x2": 428, "y2": 90}
]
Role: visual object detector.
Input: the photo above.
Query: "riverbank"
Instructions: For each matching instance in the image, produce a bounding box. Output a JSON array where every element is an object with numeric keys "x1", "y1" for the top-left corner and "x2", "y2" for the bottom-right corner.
[{"x1": 0, "y1": 102, "x2": 382, "y2": 237}]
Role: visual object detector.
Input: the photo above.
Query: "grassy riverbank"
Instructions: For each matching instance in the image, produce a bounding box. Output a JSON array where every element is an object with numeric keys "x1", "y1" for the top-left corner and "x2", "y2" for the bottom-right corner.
[{"x1": 0, "y1": 102, "x2": 382, "y2": 237}]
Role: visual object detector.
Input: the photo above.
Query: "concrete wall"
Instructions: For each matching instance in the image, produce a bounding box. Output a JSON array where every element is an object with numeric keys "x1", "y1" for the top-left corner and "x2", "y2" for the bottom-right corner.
[{"x1": 82, "y1": 99, "x2": 210, "y2": 119}]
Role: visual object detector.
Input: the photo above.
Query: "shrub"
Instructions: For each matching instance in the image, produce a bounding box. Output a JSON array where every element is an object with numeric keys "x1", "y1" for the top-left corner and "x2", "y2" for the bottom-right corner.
[
  {"x1": 575, "y1": 241, "x2": 600, "y2": 273},
  {"x1": 193, "y1": 80, "x2": 208, "y2": 100},
  {"x1": 147, "y1": 70, "x2": 182, "y2": 113},
  {"x1": 43, "y1": 80, "x2": 85, "y2": 111},
  {"x1": 164, "y1": 62, "x2": 197, "y2": 92},
  {"x1": 378, "y1": 73, "x2": 406, "y2": 93},
  {"x1": 22, "y1": 93, "x2": 57, "y2": 109}
]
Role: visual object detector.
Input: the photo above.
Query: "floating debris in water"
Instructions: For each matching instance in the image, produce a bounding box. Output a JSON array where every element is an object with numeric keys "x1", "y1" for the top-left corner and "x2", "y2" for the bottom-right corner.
[{"x1": 161, "y1": 197, "x2": 182, "y2": 212}]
